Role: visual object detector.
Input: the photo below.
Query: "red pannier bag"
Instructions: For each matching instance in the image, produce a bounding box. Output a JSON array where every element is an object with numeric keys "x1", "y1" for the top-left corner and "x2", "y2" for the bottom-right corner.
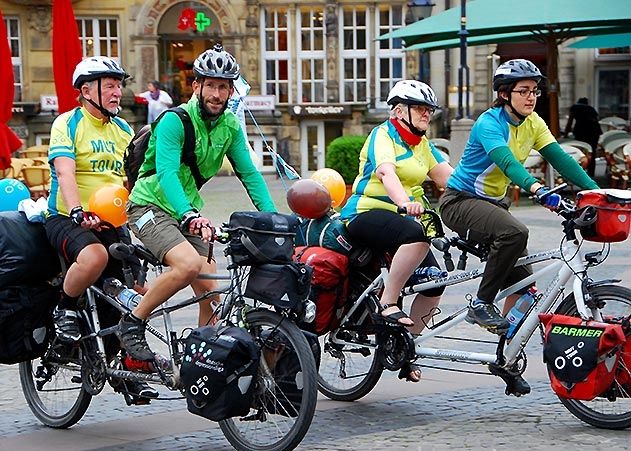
[
  {"x1": 539, "y1": 313, "x2": 626, "y2": 400},
  {"x1": 611, "y1": 318, "x2": 631, "y2": 393},
  {"x1": 576, "y1": 189, "x2": 631, "y2": 242},
  {"x1": 295, "y1": 246, "x2": 349, "y2": 335}
]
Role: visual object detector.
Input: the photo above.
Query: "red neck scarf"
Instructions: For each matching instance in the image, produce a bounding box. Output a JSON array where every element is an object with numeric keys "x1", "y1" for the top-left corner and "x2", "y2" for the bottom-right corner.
[{"x1": 390, "y1": 118, "x2": 422, "y2": 146}]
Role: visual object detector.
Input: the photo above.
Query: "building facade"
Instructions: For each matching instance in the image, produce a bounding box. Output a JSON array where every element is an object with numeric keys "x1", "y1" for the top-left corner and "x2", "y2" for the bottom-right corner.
[{"x1": 3, "y1": 0, "x2": 629, "y2": 176}]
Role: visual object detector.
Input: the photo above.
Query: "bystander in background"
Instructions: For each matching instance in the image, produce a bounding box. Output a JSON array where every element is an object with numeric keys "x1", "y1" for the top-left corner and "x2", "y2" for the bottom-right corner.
[
  {"x1": 138, "y1": 80, "x2": 173, "y2": 124},
  {"x1": 564, "y1": 97, "x2": 602, "y2": 177}
]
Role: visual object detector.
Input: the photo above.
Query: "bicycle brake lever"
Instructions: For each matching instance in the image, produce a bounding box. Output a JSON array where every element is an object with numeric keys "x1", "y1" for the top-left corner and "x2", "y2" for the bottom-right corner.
[
  {"x1": 457, "y1": 251, "x2": 468, "y2": 271},
  {"x1": 443, "y1": 250, "x2": 455, "y2": 272}
]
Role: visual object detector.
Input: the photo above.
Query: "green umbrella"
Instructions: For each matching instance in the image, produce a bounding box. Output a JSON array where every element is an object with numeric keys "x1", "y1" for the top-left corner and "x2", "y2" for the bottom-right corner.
[
  {"x1": 381, "y1": 0, "x2": 631, "y2": 136},
  {"x1": 569, "y1": 32, "x2": 631, "y2": 49}
]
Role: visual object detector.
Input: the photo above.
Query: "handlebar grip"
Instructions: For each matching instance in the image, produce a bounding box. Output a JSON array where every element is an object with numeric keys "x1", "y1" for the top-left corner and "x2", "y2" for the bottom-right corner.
[{"x1": 108, "y1": 243, "x2": 135, "y2": 260}]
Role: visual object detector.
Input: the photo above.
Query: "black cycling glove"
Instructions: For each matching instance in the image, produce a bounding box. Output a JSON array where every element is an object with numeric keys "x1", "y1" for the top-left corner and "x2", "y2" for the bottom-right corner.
[
  {"x1": 69, "y1": 206, "x2": 97, "y2": 226},
  {"x1": 179, "y1": 210, "x2": 201, "y2": 232}
]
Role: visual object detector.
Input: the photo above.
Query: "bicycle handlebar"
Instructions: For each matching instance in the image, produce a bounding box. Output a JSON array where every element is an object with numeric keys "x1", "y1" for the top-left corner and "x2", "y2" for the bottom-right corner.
[{"x1": 396, "y1": 206, "x2": 445, "y2": 238}]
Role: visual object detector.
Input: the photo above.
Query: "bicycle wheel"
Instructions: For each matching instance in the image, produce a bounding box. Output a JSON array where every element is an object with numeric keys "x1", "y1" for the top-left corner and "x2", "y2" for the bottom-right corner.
[
  {"x1": 19, "y1": 341, "x2": 92, "y2": 429},
  {"x1": 219, "y1": 310, "x2": 318, "y2": 451},
  {"x1": 317, "y1": 331, "x2": 384, "y2": 402},
  {"x1": 554, "y1": 284, "x2": 631, "y2": 430},
  {"x1": 318, "y1": 281, "x2": 384, "y2": 401}
]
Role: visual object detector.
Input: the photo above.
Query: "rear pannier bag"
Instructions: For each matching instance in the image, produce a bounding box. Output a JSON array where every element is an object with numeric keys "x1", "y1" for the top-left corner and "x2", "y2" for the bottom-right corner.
[
  {"x1": 180, "y1": 325, "x2": 260, "y2": 421},
  {"x1": 0, "y1": 211, "x2": 61, "y2": 288},
  {"x1": 245, "y1": 262, "x2": 312, "y2": 310},
  {"x1": 576, "y1": 189, "x2": 631, "y2": 242},
  {"x1": 227, "y1": 211, "x2": 300, "y2": 266},
  {"x1": 0, "y1": 283, "x2": 59, "y2": 364},
  {"x1": 539, "y1": 313, "x2": 626, "y2": 400},
  {"x1": 615, "y1": 321, "x2": 631, "y2": 391},
  {"x1": 295, "y1": 246, "x2": 350, "y2": 335}
]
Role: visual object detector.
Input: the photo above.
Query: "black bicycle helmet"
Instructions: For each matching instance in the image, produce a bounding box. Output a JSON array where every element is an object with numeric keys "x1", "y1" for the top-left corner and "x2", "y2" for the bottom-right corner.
[
  {"x1": 493, "y1": 59, "x2": 544, "y2": 91},
  {"x1": 193, "y1": 43, "x2": 240, "y2": 80}
]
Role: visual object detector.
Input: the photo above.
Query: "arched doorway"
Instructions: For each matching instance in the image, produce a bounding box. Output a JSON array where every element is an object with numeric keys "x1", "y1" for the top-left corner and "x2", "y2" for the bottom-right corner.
[{"x1": 156, "y1": 1, "x2": 222, "y2": 104}]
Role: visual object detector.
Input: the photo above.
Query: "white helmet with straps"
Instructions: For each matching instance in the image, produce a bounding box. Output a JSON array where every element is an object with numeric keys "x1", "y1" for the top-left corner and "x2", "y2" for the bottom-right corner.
[
  {"x1": 387, "y1": 80, "x2": 439, "y2": 109},
  {"x1": 193, "y1": 43, "x2": 240, "y2": 80},
  {"x1": 72, "y1": 56, "x2": 129, "y2": 89}
]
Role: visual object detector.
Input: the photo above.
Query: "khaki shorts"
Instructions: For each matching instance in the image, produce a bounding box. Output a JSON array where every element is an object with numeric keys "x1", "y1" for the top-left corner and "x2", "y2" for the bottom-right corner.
[{"x1": 126, "y1": 202, "x2": 210, "y2": 263}]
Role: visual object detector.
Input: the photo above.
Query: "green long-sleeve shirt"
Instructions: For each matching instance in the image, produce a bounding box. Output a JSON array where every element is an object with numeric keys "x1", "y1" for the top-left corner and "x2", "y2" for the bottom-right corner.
[{"x1": 130, "y1": 96, "x2": 276, "y2": 219}]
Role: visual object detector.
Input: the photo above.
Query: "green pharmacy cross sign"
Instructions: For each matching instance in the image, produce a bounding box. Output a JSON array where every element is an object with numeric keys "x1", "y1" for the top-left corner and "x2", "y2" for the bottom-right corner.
[
  {"x1": 178, "y1": 7, "x2": 213, "y2": 32},
  {"x1": 195, "y1": 12, "x2": 211, "y2": 32}
]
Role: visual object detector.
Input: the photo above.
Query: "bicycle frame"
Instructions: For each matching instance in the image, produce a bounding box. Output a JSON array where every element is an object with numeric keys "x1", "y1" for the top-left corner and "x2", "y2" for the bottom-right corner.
[
  {"x1": 79, "y1": 260, "x2": 243, "y2": 387},
  {"x1": 332, "y1": 237, "x2": 604, "y2": 370}
]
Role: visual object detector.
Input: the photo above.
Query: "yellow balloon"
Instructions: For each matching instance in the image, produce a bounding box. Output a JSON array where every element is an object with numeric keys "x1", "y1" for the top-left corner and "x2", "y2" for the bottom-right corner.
[{"x1": 311, "y1": 168, "x2": 346, "y2": 208}]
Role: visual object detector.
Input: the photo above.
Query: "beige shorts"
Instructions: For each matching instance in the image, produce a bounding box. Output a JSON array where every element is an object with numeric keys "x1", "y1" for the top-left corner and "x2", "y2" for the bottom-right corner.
[{"x1": 126, "y1": 202, "x2": 210, "y2": 263}]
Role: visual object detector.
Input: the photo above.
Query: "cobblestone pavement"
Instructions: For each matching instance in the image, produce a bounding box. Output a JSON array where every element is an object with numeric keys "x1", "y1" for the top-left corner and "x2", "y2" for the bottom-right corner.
[{"x1": 1, "y1": 176, "x2": 630, "y2": 450}]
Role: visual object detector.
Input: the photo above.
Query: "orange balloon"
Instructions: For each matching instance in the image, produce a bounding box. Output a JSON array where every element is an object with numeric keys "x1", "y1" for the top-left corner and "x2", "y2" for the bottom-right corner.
[
  {"x1": 311, "y1": 168, "x2": 346, "y2": 208},
  {"x1": 287, "y1": 179, "x2": 331, "y2": 219},
  {"x1": 88, "y1": 184, "x2": 129, "y2": 227}
]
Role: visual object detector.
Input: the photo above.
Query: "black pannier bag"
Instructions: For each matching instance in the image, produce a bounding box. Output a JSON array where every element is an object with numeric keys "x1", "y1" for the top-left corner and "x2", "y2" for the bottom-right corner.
[
  {"x1": 0, "y1": 211, "x2": 61, "y2": 288},
  {"x1": 0, "y1": 283, "x2": 59, "y2": 364},
  {"x1": 260, "y1": 329, "x2": 320, "y2": 417},
  {"x1": 244, "y1": 262, "x2": 312, "y2": 310},
  {"x1": 180, "y1": 325, "x2": 260, "y2": 422},
  {"x1": 227, "y1": 211, "x2": 299, "y2": 266}
]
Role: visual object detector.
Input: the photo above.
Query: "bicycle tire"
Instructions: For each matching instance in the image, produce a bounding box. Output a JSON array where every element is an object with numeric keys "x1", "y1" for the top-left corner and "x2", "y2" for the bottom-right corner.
[
  {"x1": 317, "y1": 280, "x2": 384, "y2": 402},
  {"x1": 19, "y1": 342, "x2": 92, "y2": 429},
  {"x1": 219, "y1": 309, "x2": 318, "y2": 451},
  {"x1": 554, "y1": 284, "x2": 631, "y2": 430},
  {"x1": 317, "y1": 333, "x2": 384, "y2": 402}
]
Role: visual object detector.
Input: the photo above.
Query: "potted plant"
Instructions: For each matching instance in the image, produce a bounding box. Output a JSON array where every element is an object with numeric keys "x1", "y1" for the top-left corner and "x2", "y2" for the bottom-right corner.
[{"x1": 325, "y1": 135, "x2": 366, "y2": 207}]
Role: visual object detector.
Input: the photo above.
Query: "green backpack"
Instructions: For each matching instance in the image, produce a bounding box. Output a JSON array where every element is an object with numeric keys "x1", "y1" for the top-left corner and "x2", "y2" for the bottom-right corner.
[{"x1": 295, "y1": 213, "x2": 355, "y2": 256}]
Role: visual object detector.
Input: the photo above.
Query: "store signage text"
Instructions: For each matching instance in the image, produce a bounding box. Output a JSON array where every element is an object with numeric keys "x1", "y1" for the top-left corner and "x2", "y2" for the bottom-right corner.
[
  {"x1": 245, "y1": 96, "x2": 276, "y2": 111},
  {"x1": 291, "y1": 105, "x2": 350, "y2": 117}
]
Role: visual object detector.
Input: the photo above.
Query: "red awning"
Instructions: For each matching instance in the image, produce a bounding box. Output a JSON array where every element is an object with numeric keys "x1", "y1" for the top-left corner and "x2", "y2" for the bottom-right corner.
[
  {"x1": 0, "y1": 10, "x2": 22, "y2": 169},
  {"x1": 52, "y1": 0, "x2": 83, "y2": 114}
]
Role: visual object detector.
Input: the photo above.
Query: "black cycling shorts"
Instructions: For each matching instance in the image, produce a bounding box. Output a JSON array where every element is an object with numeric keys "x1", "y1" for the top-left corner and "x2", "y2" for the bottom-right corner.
[
  {"x1": 45, "y1": 215, "x2": 139, "y2": 281},
  {"x1": 347, "y1": 209, "x2": 444, "y2": 297}
]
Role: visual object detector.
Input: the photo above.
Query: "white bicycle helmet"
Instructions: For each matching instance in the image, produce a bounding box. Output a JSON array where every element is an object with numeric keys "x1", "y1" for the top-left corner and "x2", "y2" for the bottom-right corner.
[
  {"x1": 493, "y1": 59, "x2": 544, "y2": 91},
  {"x1": 193, "y1": 44, "x2": 240, "y2": 80},
  {"x1": 72, "y1": 56, "x2": 129, "y2": 89},
  {"x1": 387, "y1": 80, "x2": 440, "y2": 109}
]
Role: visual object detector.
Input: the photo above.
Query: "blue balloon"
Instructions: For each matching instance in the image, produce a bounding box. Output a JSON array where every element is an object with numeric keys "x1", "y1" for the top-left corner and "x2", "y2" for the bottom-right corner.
[{"x1": 0, "y1": 179, "x2": 31, "y2": 212}]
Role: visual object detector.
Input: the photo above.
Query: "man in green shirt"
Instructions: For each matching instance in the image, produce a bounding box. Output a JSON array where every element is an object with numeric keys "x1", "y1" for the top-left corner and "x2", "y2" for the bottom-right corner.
[{"x1": 119, "y1": 44, "x2": 276, "y2": 361}]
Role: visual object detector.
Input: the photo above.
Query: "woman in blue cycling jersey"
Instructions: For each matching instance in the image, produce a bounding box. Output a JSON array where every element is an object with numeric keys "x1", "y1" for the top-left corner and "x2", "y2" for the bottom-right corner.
[{"x1": 438, "y1": 59, "x2": 599, "y2": 395}]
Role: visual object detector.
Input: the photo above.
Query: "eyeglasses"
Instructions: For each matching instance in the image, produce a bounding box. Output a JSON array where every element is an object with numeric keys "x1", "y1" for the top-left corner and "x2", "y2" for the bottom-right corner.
[
  {"x1": 511, "y1": 88, "x2": 542, "y2": 98},
  {"x1": 411, "y1": 105, "x2": 435, "y2": 115}
]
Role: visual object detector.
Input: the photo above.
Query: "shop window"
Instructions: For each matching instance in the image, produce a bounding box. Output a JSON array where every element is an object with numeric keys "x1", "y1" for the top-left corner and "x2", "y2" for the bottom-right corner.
[
  {"x1": 375, "y1": 5, "x2": 406, "y2": 107},
  {"x1": 4, "y1": 16, "x2": 22, "y2": 102},
  {"x1": 596, "y1": 47, "x2": 631, "y2": 58},
  {"x1": 340, "y1": 6, "x2": 369, "y2": 103},
  {"x1": 76, "y1": 18, "x2": 120, "y2": 58},
  {"x1": 262, "y1": 8, "x2": 291, "y2": 104},
  {"x1": 297, "y1": 7, "x2": 326, "y2": 103},
  {"x1": 597, "y1": 68, "x2": 630, "y2": 120}
]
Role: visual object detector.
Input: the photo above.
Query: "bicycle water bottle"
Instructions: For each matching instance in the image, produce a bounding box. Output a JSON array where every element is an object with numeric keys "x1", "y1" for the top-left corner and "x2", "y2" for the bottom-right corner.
[
  {"x1": 505, "y1": 287, "x2": 538, "y2": 339},
  {"x1": 103, "y1": 278, "x2": 143, "y2": 310},
  {"x1": 406, "y1": 266, "x2": 448, "y2": 286}
]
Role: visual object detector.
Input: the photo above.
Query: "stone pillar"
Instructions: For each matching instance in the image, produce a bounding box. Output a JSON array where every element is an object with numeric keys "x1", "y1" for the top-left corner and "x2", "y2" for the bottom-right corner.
[
  {"x1": 245, "y1": 0, "x2": 260, "y2": 92},
  {"x1": 130, "y1": 35, "x2": 160, "y2": 93},
  {"x1": 449, "y1": 118, "x2": 474, "y2": 166},
  {"x1": 325, "y1": 1, "x2": 339, "y2": 103}
]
